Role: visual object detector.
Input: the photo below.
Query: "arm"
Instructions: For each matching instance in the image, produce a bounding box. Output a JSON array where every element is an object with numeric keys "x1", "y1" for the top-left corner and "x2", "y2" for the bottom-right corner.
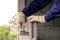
[
  {"x1": 22, "y1": 0, "x2": 52, "y2": 16},
  {"x1": 45, "y1": 0, "x2": 60, "y2": 22}
]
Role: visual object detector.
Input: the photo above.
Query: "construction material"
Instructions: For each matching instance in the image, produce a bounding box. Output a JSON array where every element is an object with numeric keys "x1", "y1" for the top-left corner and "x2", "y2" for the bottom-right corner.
[{"x1": 29, "y1": 22, "x2": 37, "y2": 40}]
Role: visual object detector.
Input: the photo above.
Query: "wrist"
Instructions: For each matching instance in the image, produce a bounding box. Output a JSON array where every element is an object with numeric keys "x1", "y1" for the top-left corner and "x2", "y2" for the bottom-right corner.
[
  {"x1": 38, "y1": 15, "x2": 46, "y2": 23},
  {"x1": 42, "y1": 15, "x2": 46, "y2": 23},
  {"x1": 18, "y1": 12, "x2": 25, "y2": 17}
]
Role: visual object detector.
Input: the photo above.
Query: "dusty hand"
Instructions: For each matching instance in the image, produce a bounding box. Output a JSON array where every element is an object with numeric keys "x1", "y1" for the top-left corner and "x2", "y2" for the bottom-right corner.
[
  {"x1": 27, "y1": 15, "x2": 46, "y2": 23},
  {"x1": 17, "y1": 12, "x2": 25, "y2": 23},
  {"x1": 17, "y1": 12, "x2": 26, "y2": 31}
]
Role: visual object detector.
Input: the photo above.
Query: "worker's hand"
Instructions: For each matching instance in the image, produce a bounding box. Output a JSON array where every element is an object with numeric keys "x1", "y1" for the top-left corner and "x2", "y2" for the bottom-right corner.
[
  {"x1": 17, "y1": 12, "x2": 25, "y2": 24},
  {"x1": 27, "y1": 15, "x2": 46, "y2": 23},
  {"x1": 17, "y1": 12, "x2": 26, "y2": 31}
]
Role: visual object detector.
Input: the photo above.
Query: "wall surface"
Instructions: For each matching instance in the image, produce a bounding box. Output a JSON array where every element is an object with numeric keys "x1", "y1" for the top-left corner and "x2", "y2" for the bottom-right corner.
[{"x1": 18, "y1": 0, "x2": 25, "y2": 11}]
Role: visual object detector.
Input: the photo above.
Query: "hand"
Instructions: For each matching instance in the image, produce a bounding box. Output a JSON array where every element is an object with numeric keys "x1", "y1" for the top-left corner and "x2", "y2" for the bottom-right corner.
[
  {"x1": 17, "y1": 12, "x2": 25, "y2": 23},
  {"x1": 27, "y1": 15, "x2": 46, "y2": 23},
  {"x1": 17, "y1": 12, "x2": 26, "y2": 31}
]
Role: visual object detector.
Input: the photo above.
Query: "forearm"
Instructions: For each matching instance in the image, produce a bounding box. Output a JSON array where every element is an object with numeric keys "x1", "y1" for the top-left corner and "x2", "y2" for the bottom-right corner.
[
  {"x1": 22, "y1": 0, "x2": 52, "y2": 16},
  {"x1": 45, "y1": 2, "x2": 60, "y2": 22}
]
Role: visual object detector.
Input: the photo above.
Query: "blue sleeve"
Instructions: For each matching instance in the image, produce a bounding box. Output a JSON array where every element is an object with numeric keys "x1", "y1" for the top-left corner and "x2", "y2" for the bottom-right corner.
[
  {"x1": 45, "y1": 0, "x2": 60, "y2": 22},
  {"x1": 22, "y1": 0, "x2": 52, "y2": 16}
]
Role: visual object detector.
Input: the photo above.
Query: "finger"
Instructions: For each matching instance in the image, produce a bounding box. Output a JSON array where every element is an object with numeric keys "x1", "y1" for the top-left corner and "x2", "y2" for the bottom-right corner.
[
  {"x1": 27, "y1": 15, "x2": 34, "y2": 20},
  {"x1": 40, "y1": 16, "x2": 43, "y2": 23},
  {"x1": 22, "y1": 22, "x2": 26, "y2": 27},
  {"x1": 29, "y1": 19, "x2": 35, "y2": 22},
  {"x1": 39, "y1": 16, "x2": 43, "y2": 23},
  {"x1": 28, "y1": 18, "x2": 37, "y2": 22}
]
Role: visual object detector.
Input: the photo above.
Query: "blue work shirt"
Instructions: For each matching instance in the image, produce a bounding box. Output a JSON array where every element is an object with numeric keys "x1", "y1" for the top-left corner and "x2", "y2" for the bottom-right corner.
[{"x1": 22, "y1": 0, "x2": 60, "y2": 22}]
